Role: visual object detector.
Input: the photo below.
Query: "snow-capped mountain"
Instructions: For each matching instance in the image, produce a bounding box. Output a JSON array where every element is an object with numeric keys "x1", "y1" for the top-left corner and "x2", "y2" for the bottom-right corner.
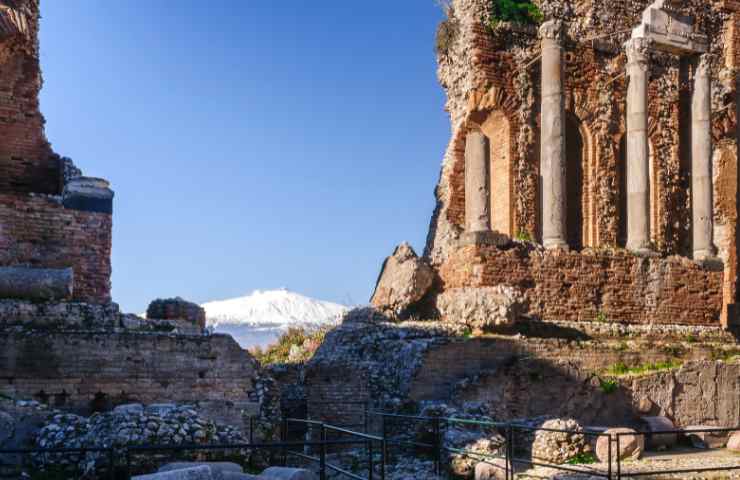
[{"x1": 202, "y1": 289, "x2": 348, "y2": 349}]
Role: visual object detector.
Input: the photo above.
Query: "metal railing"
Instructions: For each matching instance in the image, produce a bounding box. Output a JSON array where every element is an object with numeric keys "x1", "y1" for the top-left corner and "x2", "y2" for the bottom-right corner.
[{"x1": 369, "y1": 411, "x2": 740, "y2": 480}]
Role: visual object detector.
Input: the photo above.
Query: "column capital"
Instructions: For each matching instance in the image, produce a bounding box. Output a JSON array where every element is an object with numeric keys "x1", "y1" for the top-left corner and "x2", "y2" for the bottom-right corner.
[
  {"x1": 624, "y1": 37, "x2": 652, "y2": 69},
  {"x1": 539, "y1": 20, "x2": 563, "y2": 42},
  {"x1": 696, "y1": 53, "x2": 713, "y2": 78}
]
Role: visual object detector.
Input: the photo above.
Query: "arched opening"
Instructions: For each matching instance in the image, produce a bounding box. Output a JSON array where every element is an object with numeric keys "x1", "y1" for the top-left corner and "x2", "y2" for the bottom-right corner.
[
  {"x1": 480, "y1": 111, "x2": 512, "y2": 236},
  {"x1": 565, "y1": 115, "x2": 585, "y2": 250}
]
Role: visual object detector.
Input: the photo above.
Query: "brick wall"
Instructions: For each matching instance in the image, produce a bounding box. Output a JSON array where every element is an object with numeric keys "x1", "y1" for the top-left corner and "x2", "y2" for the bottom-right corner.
[
  {"x1": 0, "y1": 193, "x2": 112, "y2": 303},
  {"x1": 0, "y1": 0, "x2": 61, "y2": 196},
  {"x1": 0, "y1": 331, "x2": 258, "y2": 423},
  {"x1": 438, "y1": 244, "x2": 724, "y2": 325}
]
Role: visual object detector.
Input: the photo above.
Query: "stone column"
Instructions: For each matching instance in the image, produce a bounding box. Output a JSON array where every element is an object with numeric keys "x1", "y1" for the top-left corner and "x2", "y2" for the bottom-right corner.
[
  {"x1": 464, "y1": 129, "x2": 490, "y2": 233},
  {"x1": 625, "y1": 38, "x2": 652, "y2": 253},
  {"x1": 540, "y1": 20, "x2": 568, "y2": 250},
  {"x1": 692, "y1": 54, "x2": 715, "y2": 260}
]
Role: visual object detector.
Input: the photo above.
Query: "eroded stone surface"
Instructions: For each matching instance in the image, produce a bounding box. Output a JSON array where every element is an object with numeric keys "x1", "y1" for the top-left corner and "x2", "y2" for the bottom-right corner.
[
  {"x1": 595, "y1": 428, "x2": 644, "y2": 462},
  {"x1": 531, "y1": 419, "x2": 591, "y2": 465},
  {"x1": 436, "y1": 286, "x2": 526, "y2": 330},
  {"x1": 370, "y1": 243, "x2": 434, "y2": 317}
]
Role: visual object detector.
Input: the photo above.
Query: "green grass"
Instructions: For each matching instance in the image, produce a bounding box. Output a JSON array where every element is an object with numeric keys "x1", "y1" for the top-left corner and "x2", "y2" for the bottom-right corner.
[
  {"x1": 606, "y1": 360, "x2": 682, "y2": 377},
  {"x1": 598, "y1": 377, "x2": 619, "y2": 394},
  {"x1": 515, "y1": 231, "x2": 533, "y2": 242},
  {"x1": 566, "y1": 452, "x2": 598, "y2": 465}
]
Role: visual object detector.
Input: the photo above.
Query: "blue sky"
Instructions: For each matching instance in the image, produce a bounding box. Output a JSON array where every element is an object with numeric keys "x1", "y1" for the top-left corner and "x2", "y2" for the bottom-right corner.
[{"x1": 39, "y1": 1, "x2": 448, "y2": 312}]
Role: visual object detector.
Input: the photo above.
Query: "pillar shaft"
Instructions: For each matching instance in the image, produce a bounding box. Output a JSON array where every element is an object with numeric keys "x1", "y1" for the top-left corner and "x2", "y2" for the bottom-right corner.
[
  {"x1": 625, "y1": 38, "x2": 652, "y2": 252},
  {"x1": 464, "y1": 130, "x2": 490, "y2": 233},
  {"x1": 540, "y1": 20, "x2": 567, "y2": 249},
  {"x1": 692, "y1": 54, "x2": 715, "y2": 260}
]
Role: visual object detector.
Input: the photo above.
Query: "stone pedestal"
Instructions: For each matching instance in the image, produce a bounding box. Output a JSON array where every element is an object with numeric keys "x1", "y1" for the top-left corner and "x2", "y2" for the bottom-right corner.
[
  {"x1": 465, "y1": 130, "x2": 490, "y2": 234},
  {"x1": 625, "y1": 38, "x2": 652, "y2": 253},
  {"x1": 692, "y1": 54, "x2": 715, "y2": 261},
  {"x1": 539, "y1": 21, "x2": 567, "y2": 250}
]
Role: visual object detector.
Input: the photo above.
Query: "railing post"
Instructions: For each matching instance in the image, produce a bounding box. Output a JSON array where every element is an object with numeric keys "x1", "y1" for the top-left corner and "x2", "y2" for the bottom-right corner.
[
  {"x1": 608, "y1": 433, "x2": 613, "y2": 480},
  {"x1": 320, "y1": 424, "x2": 327, "y2": 480},
  {"x1": 380, "y1": 438, "x2": 387, "y2": 480},
  {"x1": 616, "y1": 433, "x2": 622, "y2": 480},
  {"x1": 433, "y1": 417, "x2": 441, "y2": 476},
  {"x1": 125, "y1": 448, "x2": 131, "y2": 479},
  {"x1": 108, "y1": 448, "x2": 116, "y2": 480},
  {"x1": 364, "y1": 401, "x2": 370, "y2": 434},
  {"x1": 281, "y1": 417, "x2": 288, "y2": 467},
  {"x1": 507, "y1": 424, "x2": 514, "y2": 480},
  {"x1": 368, "y1": 439, "x2": 374, "y2": 480},
  {"x1": 249, "y1": 416, "x2": 255, "y2": 444}
]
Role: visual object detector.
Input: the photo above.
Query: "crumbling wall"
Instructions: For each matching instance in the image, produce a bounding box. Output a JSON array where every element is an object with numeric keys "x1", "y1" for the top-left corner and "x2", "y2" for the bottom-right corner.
[
  {"x1": 0, "y1": 1, "x2": 114, "y2": 304},
  {"x1": 439, "y1": 243, "x2": 724, "y2": 325},
  {"x1": 0, "y1": 330, "x2": 259, "y2": 425},
  {"x1": 0, "y1": 0, "x2": 60, "y2": 195},
  {"x1": 0, "y1": 194, "x2": 112, "y2": 303},
  {"x1": 423, "y1": 0, "x2": 740, "y2": 327}
]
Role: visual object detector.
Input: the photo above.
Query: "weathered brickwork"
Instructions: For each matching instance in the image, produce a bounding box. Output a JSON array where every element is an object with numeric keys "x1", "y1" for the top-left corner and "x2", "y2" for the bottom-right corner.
[
  {"x1": 424, "y1": 0, "x2": 740, "y2": 327},
  {"x1": 0, "y1": 331, "x2": 258, "y2": 425},
  {"x1": 439, "y1": 244, "x2": 724, "y2": 325},
  {"x1": 0, "y1": 0, "x2": 113, "y2": 304},
  {"x1": 0, "y1": 0, "x2": 60, "y2": 195},
  {"x1": 0, "y1": 193, "x2": 112, "y2": 303}
]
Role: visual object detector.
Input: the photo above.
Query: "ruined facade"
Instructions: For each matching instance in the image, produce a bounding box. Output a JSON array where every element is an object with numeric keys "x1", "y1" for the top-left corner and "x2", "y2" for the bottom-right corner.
[
  {"x1": 0, "y1": 1, "x2": 265, "y2": 427},
  {"x1": 423, "y1": 0, "x2": 740, "y2": 328},
  {"x1": 0, "y1": 0, "x2": 113, "y2": 303}
]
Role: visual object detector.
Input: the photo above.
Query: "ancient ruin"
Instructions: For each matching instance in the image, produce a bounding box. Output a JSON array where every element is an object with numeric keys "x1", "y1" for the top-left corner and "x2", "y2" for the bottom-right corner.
[{"x1": 0, "y1": 0, "x2": 267, "y2": 433}]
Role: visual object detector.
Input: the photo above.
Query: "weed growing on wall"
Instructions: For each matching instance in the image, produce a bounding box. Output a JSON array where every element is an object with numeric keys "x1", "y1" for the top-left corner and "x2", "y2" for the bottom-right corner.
[
  {"x1": 489, "y1": 0, "x2": 543, "y2": 27},
  {"x1": 435, "y1": 0, "x2": 459, "y2": 56}
]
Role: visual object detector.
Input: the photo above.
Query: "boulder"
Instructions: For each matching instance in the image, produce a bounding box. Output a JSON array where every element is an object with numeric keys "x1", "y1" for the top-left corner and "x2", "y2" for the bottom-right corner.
[
  {"x1": 684, "y1": 425, "x2": 728, "y2": 449},
  {"x1": 639, "y1": 416, "x2": 677, "y2": 450},
  {"x1": 727, "y1": 431, "x2": 740, "y2": 453},
  {"x1": 474, "y1": 458, "x2": 509, "y2": 480},
  {"x1": 531, "y1": 418, "x2": 591, "y2": 465},
  {"x1": 133, "y1": 466, "x2": 214, "y2": 480},
  {"x1": 146, "y1": 403, "x2": 178, "y2": 416},
  {"x1": 260, "y1": 467, "x2": 318, "y2": 480},
  {"x1": 595, "y1": 428, "x2": 644, "y2": 462},
  {"x1": 159, "y1": 462, "x2": 244, "y2": 480},
  {"x1": 436, "y1": 286, "x2": 525, "y2": 330},
  {"x1": 146, "y1": 297, "x2": 206, "y2": 329},
  {"x1": 370, "y1": 243, "x2": 434, "y2": 317}
]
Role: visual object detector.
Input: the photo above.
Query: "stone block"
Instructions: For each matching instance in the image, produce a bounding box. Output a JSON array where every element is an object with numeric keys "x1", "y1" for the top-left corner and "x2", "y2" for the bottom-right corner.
[
  {"x1": 436, "y1": 286, "x2": 525, "y2": 330},
  {"x1": 684, "y1": 426, "x2": 728, "y2": 449},
  {"x1": 134, "y1": 466, "x2": 213, "y2": 480},
  {"x1": 595, "y1": 428, "x2": 644, "y2": 461},
  {"x1": 474, "y1": 459, "x2": 508, "y2": 480},
  {"x1": 159, "y1": 462, "x2": 244, "y2": 480},
  {"x1": 147, "y1": 297, "x2": 207, "y2": 329},
  {"x1": 639, "y1": 416, "x2": 677, "y2": 450},
  {"x1": 62, "y1": 176, "x2": 114, "y2": 214},
  {"x1": 727, "y1": 431, "x2": 740, "y2": 453},
  {"x1": 260, "y1": 467, "x2": 318, "y2": 480},
  {"x1": 113, "y1": 403, "x2": 144, "y2": 415},
  {"x1": 0, "y1": 267, "x2": 73, "y2": 302}
]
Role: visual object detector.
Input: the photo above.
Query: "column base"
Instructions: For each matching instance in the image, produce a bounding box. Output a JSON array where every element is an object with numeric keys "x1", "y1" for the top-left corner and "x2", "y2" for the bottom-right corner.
[
  {"x1": 543, "y1": 238, "x2": 569, "y2": 251},
  {"x1": 693, "y1": 248, "x2": 718, "y2": 262},
  {"x1": 626, "y1": 241, "x2": 658, "y2": 257},
  {"x1": 460, "y1": 230, "x2": 510, "y2": 247}
]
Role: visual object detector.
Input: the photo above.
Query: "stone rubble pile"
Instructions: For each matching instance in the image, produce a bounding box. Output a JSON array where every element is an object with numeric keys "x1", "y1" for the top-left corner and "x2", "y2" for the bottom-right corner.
[
  {"x1": 531, "y1": 419, "x2": 591, "y2": 465},
  {"x1": 34, "y1": 403, "x2": 246, "y2": 474}
]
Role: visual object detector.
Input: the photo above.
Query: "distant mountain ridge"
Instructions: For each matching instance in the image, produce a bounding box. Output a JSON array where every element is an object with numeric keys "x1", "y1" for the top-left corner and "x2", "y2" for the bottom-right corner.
[{"x1": 202, "y1": 289, "x2": 348, "y2": 349}]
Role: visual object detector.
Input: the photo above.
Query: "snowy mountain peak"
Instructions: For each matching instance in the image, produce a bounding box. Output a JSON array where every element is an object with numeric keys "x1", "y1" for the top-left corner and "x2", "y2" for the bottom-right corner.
[{"x1": 202, "y1": 289, "x2": 349, "y2": 349}]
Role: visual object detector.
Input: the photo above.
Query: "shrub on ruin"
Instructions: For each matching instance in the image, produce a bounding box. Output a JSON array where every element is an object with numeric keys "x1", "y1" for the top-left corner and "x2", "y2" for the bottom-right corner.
[
  {"x1": 435, "y1": 1, "x2": 459, "y2": 57},
  {"x1": 251, "y1": 326, "x2": 333, "y2": 366},
  {"x1": 489, "y1": 0, "x2": 543, "y2": 27}
]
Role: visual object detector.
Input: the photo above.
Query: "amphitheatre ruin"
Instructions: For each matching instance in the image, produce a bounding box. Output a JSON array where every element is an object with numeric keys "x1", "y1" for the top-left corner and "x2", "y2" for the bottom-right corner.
[{"x1": 3, "y1": 0, "x2": 740, "y2": 478}]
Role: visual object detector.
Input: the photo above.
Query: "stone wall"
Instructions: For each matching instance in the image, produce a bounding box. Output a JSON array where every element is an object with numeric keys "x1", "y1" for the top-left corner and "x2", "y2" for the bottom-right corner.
[
  {"x1": 0, "y1": 330, "x2": 259, "y2": 425},
  {"x1": 438, "y1": 243, "x2": 724, "y2": 325},
  {"x1": 0, "y1": 194, "x2": 112, "y2": 303},
  {"x1": 423, "y1": 0, "x2": 740, "y2": 327}
]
